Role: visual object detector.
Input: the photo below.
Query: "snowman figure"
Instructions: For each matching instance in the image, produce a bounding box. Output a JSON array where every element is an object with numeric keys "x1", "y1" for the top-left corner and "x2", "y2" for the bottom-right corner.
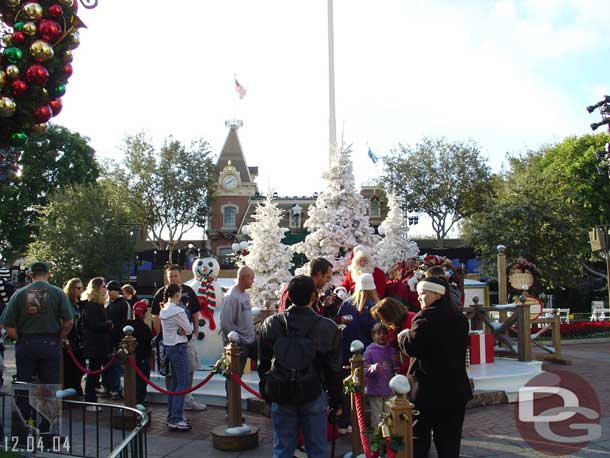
[{"x1": 185, "y1": 256, "x2": 225, "y2": 367}]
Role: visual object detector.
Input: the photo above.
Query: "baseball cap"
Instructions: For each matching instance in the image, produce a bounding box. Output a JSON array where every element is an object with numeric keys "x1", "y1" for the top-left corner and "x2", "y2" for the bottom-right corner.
[
  {"x1": 356, "y1": 273, "x2": 376, "y2": 291},
  {"x1": 133, "y1": 301, "x2": 148, "y2": 318}
]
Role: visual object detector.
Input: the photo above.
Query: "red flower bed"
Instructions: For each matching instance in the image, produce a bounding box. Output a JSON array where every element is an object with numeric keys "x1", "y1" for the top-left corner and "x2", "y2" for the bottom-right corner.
[{"x1": 533, "y1": 321, "x2": 610, "y2": 339}]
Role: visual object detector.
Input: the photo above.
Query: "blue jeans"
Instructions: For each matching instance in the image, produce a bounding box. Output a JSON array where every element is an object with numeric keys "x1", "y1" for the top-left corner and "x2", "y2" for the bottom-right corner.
[
  {"x1": 271, "y1": 393, "x2": 328, "y2": 458},
  {"x1": 15, "y1": 335, "x2": 61, "y2": 384},
  {"x1": 102, "y1": 359, "x2": 122, "y2": 393},
  {"x1": 165, "y1": 343, "x2": 188, "y2": 424}
]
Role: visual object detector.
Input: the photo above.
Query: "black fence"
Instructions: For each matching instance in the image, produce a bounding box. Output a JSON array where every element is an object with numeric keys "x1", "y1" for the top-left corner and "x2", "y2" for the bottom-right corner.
[{"x1": 0, "y1": 383, "x2": 147, "y2": 458}]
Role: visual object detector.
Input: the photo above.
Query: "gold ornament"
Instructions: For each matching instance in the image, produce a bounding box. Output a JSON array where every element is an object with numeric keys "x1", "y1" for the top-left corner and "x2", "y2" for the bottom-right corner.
[
  {"x1": 1, "y1": 34, "x2": 12, "y2": 46},
  {"x1": 23, "y1": 2, "x2": 43, "y2": 20},
  {"x1": 30, "y1": 40, "x2": 54, "y2": 62},
  {"x1": 40, "y1": 88, "x2": 48, "y2": 99},
  {"x1": 6, "y1": 0, "x2": 22, "y2": 7},
  {"x1": 0, "y1": 97, "x2": 17, "y2": 118},
  {"x1": 67, "y1": 31, "x2": 80, "y2": 49},
  {"x1": 31, "y1": 123, "x2": 48, "y2": 135},
  {"x1": 6, "y1": 65, "x2": 20, "y2": 79},
  {"x1": 59, "y1": 0, "x2": 74, "y2": 6},
  {"x1": 63, "y1": 50, "x2": 73, "y2": 62},
  {"x1": 0, "y1": 71, "x2": 6, "y2": 89},
  {"x1": 23, "y1": 22, "x2": 37, "y2": 36}
]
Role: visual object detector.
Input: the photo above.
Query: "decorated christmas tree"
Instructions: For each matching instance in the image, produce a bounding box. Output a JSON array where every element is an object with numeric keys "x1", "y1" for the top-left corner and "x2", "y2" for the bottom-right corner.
[
  {"x1": 295, "y1": 144, "x2": 378, "y2": 283},
  {"x1": 375, "y1": 193, "x2": 419, "y2": 272},
  {"x1": 241, "y1": 194, "x2": 293, "y2": 307}
]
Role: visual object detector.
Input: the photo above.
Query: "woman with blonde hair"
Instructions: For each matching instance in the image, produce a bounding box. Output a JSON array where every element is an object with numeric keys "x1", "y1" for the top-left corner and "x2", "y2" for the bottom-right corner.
[
  {"x1": 80, "y1": 278, "x2": 112, "y2": 410},
  {"x1": 62, "y1": 278, "x2": 85, "y2": 396},
  {"x1": 336, "y1": 273, "x2": 379, "y2": 433}
]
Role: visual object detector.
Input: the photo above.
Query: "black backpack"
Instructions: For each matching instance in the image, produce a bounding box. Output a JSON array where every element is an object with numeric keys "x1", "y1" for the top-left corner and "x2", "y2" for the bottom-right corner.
[{"x1": 263, "y1": 314, "x2": 322, "y2": 405}]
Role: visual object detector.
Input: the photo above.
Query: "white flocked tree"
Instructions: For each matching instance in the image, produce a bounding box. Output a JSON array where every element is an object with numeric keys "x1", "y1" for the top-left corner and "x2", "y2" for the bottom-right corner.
[
  {"x1": 296, "y1": 145, "x2": 378, "y2": 284},
  {"x1": 375, "y1": 193, "x2": 420, "y2": 272},
  {"x1": 241, "y1": 194, "x2": 293, "y2": 307}
]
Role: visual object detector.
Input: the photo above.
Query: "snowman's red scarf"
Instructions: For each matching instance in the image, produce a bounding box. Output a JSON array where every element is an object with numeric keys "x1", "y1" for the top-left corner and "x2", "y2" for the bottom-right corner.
[{"x1": 197, "y1": 276, "x2": 217, "y2": 330}]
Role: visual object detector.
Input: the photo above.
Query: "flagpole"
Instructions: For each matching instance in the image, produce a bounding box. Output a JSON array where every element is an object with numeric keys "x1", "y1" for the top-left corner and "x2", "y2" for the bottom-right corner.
[{"x1": 328, "y1": 0, "x2": 337, "y2": 168}]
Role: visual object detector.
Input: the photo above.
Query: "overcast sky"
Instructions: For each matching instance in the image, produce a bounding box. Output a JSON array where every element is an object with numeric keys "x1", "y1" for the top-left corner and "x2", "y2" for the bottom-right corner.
[{"x1": 57, "y1": 0, "x2": 609, "y2": 236}]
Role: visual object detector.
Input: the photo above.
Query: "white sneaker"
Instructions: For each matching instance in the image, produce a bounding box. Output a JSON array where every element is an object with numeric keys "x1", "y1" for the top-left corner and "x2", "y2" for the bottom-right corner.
[
  {"x1": 184, "y1": 400, "x2": 207, "y2": 411},
  {"x1": 167, "y1": 420, "x2": 191, "y2": 431}
]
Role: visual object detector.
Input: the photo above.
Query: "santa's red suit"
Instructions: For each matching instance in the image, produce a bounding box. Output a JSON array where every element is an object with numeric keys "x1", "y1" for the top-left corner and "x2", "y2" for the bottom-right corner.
[{"x1": 341, "y1": 267, "x2": 387, "y2": 299}]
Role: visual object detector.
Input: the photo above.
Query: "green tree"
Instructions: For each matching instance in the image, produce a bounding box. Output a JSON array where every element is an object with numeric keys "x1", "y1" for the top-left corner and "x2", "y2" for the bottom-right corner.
[
  {"x1": 115, "y1": 133, "x2": 217, "y2": 264},
  {"x1": 25, "y1": 180, "x2": 135, "y2": 283},
  {"x1": 463, "y1": 132, "x2": 610, "y2": 291},
  {"x1": 0, "y1": 125, "x2": 99, "y2": 261},
  {"x1": 382, "y1": 137, "x2": 492, "y2": 247},
  {"x1": 462, "y1": 152, "x2": 589, "y2": 290}
]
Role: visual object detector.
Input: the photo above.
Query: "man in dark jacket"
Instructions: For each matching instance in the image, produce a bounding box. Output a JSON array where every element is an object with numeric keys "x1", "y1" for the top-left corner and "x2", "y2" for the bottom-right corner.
[
  {"x1": 258, "y1": 275, "x2": 343, "y2": 458},
  {"x1": 398, "y1": 277, "x2": 473, "y2": 458},
  {"x1": 103, "y1": 280, "x2": 130, "y2": 399}
]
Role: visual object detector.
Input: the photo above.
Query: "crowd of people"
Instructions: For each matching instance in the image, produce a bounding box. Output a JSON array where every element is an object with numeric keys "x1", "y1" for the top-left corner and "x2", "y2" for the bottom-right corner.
[
  {"x1": 0, "y1": 247, "x2": 472, "y2": 458},
  {"x1": 255, "y1": 248, "x2": 472, "y2": 458}
]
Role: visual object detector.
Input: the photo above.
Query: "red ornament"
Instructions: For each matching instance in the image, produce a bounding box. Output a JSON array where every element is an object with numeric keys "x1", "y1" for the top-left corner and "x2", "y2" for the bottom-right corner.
[
  {"x1": 48, "y1": 5, "x2": 63, "y2": 17},
  {"x1": 11, "y1": 32, "x2": 25, "y2": 44},
  {"x1": 11, "y1": 80, "x2": 28, "y2": 96},
  {"x1": 25, "y1": 64, "x2": 49, "y2": 86},
  {"x1": 48, "y1": 98, "x2": 62, "y2": 116},
  {"x1": 34, "y1": 105, "x2": 52, "y2": 123},
  {"x1": 63, "y1": 63, "x2": 73, "y2": 78},
  {"x1": 38, "y1": 20, "x2": 62, "y2": 43}
]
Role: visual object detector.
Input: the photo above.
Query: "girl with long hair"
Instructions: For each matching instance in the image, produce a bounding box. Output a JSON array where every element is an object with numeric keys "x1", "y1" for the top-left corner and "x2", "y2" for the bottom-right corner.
[{"x1": 62, "y1": 278, "x2": 84, "y2": 396}]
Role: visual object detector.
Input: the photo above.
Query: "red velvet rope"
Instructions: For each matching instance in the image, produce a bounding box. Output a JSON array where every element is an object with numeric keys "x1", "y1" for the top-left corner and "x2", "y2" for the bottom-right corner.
[
  {"x1": 126, "y1": 355, "x2": 215, "y2": 396},
  {"x1": 230, "y1": 372, "x2": 263, "y2": 399},
  {"x1": 385, "y1": 437, "x2": 395, "y2": 458},
  {"x1": 66, "y1": 345, "x2": 117, "y2": 375},
  {"x1": 354, "y1": 392, "x2": 372, "y2": 458}
]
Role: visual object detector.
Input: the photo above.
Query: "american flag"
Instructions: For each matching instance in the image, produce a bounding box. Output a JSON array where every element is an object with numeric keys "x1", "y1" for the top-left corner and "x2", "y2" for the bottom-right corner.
[{"x1": 235, "y1": 78, "x2": 247, "y2": 100}]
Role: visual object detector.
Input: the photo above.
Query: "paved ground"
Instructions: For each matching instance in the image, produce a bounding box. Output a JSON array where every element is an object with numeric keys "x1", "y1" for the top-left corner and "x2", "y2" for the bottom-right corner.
[{"x1": 2, "y1": 342, "x2": 610, "y2": 457}]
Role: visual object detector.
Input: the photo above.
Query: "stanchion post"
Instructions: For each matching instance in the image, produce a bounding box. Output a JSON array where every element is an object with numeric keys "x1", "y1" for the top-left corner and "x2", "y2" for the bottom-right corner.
[
  {"x1": 349, "y1": 340, "x2": 365, "y2": 457},
  {"x1": 212, "y1": 331, "x2": 259, "y2": 451},
  {"x1": 497, "y1": 245, "x2": 508, "y2": 323},
  {"x1": 226, "y1": 332, "x2": 243, "y2": 428},
  {"x1": 516, "y1": 294, "x2": 532, "y2": 362},
  {"x1": 120, "y1": 326, "x2": 137, "y2": 408},
  {"x1": 551, "y1": 313, "x2": 562, "y2": 360},
  {"x1": 387, "y1": 376, "x2": 414, "y2": 458}
]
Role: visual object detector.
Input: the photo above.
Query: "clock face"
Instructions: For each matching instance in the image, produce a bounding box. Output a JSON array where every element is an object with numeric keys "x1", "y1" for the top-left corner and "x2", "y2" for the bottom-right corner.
[{"x1": 222, "y1": 174, "x2": 238, "y2": 190}]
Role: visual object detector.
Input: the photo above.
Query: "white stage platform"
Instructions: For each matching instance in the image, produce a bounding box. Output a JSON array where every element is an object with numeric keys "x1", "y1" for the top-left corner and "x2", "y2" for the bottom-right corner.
[
  {"x1": 467, "y1": 357, "x2": 544, "y2": 402},
  {"x1": 146, "y1": 357, "x2": 544, "y2": 407}
]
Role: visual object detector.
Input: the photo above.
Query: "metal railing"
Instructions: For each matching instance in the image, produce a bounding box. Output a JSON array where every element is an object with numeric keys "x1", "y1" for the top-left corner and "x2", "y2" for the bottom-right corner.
[{"x1": 0, "y1": 383, "x2": 147, "y2": 458}]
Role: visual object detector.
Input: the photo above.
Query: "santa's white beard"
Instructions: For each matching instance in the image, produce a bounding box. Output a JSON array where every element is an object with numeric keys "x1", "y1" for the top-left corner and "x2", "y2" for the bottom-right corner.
[{"x1": 350, "y1": 263, "x2": 374, "y2": 278}]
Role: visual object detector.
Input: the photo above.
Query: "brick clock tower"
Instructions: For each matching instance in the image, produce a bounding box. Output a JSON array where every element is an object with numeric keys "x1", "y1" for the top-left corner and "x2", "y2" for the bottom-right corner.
[{"x1": 208, "y1": 120, "x2": 258, "y2": 267}]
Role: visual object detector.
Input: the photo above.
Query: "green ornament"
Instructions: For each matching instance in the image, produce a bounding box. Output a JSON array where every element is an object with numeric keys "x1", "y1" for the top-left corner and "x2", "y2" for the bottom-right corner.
[
  {"x1": 3, "y1": 47, "x2": 23, "y2": 64},
  {"x1": 10, "y1": 132, "x2": 27, "y2": 147},
  {"x1": 13, "y1": 22, "x2": 25, "y2": 31},
  {"x1": 53, "y1": 84, "x2": 66, "y2": 97}
]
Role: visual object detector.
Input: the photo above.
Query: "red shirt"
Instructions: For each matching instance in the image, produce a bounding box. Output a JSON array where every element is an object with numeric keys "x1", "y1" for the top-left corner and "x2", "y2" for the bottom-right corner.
[{"x1": 388, "y1": 313, "x2": 416, "y2": 374}]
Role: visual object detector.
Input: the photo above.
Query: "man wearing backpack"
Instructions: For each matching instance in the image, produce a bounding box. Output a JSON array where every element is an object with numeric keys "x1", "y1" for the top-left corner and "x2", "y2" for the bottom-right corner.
[{"x1": 258, "y1": 275, "x2": 343, "y2": 458}]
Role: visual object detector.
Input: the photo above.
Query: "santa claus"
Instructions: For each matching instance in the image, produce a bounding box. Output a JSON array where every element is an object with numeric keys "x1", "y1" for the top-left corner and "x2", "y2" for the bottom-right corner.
[{"x1": 341, "y1": 246, "x2": 386, "y2": 298}]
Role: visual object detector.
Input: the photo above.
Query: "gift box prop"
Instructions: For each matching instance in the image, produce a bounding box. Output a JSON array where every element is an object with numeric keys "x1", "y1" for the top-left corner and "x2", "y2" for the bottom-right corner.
[{"x1": 469, "y1": 331, "x2": 494, "y2": 365}]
